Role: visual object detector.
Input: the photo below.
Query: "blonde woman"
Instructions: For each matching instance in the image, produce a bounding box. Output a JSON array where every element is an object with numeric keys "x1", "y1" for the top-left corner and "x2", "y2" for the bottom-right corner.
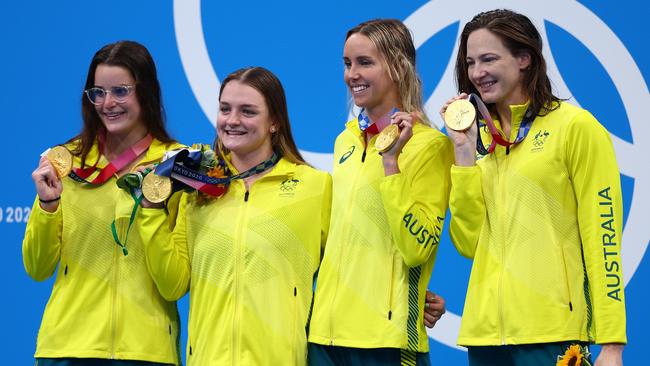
[{"x1": 308, "y1": 19, "x2": 454, "y2": 365}]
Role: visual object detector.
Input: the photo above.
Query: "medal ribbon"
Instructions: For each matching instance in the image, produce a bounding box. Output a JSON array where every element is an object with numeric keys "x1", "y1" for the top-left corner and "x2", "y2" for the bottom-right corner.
[
  {"x1": 111, "y1": 168, "x2": 156, "y2": 256},
  {"x1": 468, "y1": 93, "x2": 534, "y2": 155},
  {"x1": 154, "y1": 149, "x2": 281, "y2": 196},
  {"x1": 358, "y1": 107, "x2": 400, "y2": 134},
  {"x1": 69, "y1": 133, "x2": 153, "y2": 184}
]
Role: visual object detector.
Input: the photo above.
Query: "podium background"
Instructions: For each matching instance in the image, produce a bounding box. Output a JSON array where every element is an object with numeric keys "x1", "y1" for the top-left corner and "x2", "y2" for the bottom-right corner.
[{"x1": 2, "y1": 1, "x2": 647, "y2": 364}]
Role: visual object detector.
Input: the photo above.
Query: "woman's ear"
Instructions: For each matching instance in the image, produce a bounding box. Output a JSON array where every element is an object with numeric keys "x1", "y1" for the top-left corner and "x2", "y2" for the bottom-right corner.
[{"x1": 518, "y1": 52, "x2": 532, "y2": 71}]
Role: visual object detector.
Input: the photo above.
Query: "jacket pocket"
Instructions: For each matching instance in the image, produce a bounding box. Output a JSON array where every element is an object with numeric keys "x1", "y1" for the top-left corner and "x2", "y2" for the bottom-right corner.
[
  {"x1": 292, "y1": 285, "x2": 299, "y2": 364},
  {"x1": 559, "y1": 247, "x2": 573, "y2": 311},
  {"x1": 386, "y1": 252, "x2": 395, "y2": 320}
]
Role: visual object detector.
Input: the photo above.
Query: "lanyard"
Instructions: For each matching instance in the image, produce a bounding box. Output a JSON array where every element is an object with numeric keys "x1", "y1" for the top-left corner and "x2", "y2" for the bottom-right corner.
[
  {"x1": 469, "y1": 93, "x2": 534, "y2": 155},
  {"x1": 69, "y1": 134, "x2": 153, "y2": 184},
  {"x1": 357, "y1": 107, "x2": 400, "y2": 135},
  {"x1": 154, "y1": 149, "x2": 281, "y2": 196}
]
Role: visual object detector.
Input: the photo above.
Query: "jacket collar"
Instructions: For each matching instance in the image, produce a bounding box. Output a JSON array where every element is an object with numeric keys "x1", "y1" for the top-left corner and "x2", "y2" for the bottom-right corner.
[
  {"x1": 223, "y1": 153, "x2": 297, "y2": 180},
  {"x1": 68, "y1": 137, "x2": 184, "y2": 170}
]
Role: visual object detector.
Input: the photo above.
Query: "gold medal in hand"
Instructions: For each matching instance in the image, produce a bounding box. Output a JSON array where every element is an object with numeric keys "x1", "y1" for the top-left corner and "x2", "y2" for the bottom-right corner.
[
  {"x1": 142, "y1": 173, "x2": 172, "y2": 203},
  {"x1": 374, "y1": 124, "x2": 400, "y2": 153},
  {"x1": 444, "y1": 99, "x2": 476, "y2": 131},
  {"x1": 46, "y1": 146, "x2": 73, "y2": 178}
]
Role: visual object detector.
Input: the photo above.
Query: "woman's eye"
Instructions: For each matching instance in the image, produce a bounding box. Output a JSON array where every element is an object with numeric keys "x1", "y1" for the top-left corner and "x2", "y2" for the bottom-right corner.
[
  {"x1": 242, "y1": 109, "x2": 257, "y2": 116},
  {"x1": 359, "y1": 58, "x2": 373, "y2": 66}
]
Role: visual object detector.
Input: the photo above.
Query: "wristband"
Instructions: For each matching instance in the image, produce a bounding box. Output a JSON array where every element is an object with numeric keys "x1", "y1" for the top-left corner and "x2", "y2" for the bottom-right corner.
[{"x1": 39, "y1": 196, "x2": 61, "y2": 204}]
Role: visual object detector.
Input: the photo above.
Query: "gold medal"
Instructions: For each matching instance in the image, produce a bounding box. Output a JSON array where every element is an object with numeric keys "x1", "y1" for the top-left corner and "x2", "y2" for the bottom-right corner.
[
  {"x1": 46, "y1": 145, "x2": 73, "y2": 178},
  {"x1": 142, "y1": 173, "x2": 172, "y2": 203},
  {"x1": 374, "y1": 124, "x2": 400, "y2": 153},
  {"x1": 444, "y1": 99, "x2": 476, "y2": 131}
]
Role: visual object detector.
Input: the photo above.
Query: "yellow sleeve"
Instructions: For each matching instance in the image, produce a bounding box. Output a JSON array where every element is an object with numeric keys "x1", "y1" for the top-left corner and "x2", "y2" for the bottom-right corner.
[
  {"x1": 320, "y1": 173, "x2": 333, "y2": 254},
  {"x1": 379, "y1": 134, "x2": 454, "y2": 267},
  {"x1": 565, "y1": 110, "x2": 627, "y2": 344},
  {"x1": 138, "y1": 193, "x2": 191, "y2": 301},
  {"x1": 22, "y1": 197, "x2": 62, "y2": 281},
  {"x1": 448, "y1": 165, "x2": 486, "y2": 259}
]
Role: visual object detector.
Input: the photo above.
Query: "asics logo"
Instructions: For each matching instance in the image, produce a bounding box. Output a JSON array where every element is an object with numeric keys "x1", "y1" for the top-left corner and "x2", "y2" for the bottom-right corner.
[{"x1": 339, "y1": 146, "x2": 355, "y2": 164}]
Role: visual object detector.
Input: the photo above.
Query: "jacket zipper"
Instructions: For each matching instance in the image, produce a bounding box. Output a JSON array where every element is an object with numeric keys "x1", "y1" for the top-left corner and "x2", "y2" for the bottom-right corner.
[
  {"x1": 329, "y1": 140, "x2": 366, "y2": 345},
  {"x1": 110, "y1": 241, "x2": 119, "y2": 358},
  {"x1": 232, "y1": 184, "x2": 250, "y2": 365},
  {"x1": 495, "y1": 149, "x2": 507, "y2": 345}
]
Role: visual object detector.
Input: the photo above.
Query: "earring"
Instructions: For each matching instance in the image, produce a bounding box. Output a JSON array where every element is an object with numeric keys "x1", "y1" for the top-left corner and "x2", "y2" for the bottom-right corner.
[{"x1": 270, "y1": 126, "x2": 276, "y2": 133}]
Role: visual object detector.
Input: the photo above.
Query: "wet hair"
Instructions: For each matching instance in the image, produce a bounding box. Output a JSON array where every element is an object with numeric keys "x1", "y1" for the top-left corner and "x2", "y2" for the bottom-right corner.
[
  {"x1": 215, "y1": 67, "x2": 307, "y2": 165},
  {"x1": 346, "y1": 19, "x2": 429, "y2": 123},
  {"x1": 75, "y1": 40, "x2": 173, "y2": 166},
  {"x1": 455, "y1": 9, "x2": 560, "y2": 117}
]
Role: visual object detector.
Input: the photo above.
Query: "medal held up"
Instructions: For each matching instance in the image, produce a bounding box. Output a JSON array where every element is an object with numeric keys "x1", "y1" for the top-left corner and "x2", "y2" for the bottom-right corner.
[
  {"x1": 444, "y1": 99, "x2": 476, "y2": 132},
  {"x1": 444, "y1": 93, "x2": 535, "y2": 155},
  {"x1": 46, "y1": 146, "x2": 73, "y2": 178},
  {"x1": 358, "y1": 107, "x2": 401, "y2": 153}
]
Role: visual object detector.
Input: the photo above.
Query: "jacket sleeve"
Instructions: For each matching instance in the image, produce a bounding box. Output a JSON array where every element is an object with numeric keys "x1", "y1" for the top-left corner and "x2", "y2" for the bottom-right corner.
[
  {"x1": 448, "y1": 165, "x2": 486, "y2": 259},
  {"x1": 138, "y1": 193, "x2": 191, "y2": 301},
  {"x1": 22, "y1": 197, "x2": 62, "y2": 281},
  {"x1": 379, "y1": 134, "x2": 454, "y2": 267},
  {"x1": 320, "y1": 173, "x2": 333, "y2": 254},
  {"x1": 565, "y1": 110, "x2": 627, "y2": 344}
]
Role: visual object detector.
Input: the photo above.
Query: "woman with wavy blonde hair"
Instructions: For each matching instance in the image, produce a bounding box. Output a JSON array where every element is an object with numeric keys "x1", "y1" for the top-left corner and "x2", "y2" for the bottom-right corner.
[{"x1": 308, "y1": 19, "x2": 453, "y2": 366}]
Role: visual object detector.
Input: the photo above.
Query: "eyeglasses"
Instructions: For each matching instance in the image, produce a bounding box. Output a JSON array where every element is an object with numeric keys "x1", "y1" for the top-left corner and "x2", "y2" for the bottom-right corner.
[{"x1": 84, "y1": 85, "x2": 135, "y2": 105}]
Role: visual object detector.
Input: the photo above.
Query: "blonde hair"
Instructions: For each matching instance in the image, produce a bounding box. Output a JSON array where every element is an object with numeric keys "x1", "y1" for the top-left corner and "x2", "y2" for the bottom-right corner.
[{"x1": 346, "y1": 19, "x2": 430, "y2": 124}]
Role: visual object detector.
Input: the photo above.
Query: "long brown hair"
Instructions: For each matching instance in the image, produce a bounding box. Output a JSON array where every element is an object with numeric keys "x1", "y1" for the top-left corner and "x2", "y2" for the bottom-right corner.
[
  {"x1": 455, "y1": 9, "x2": 560, "y2": 117},
  {"x1": 215, "y1": 67, "x2": 307, "y2": 165},
  {"x1": 346, "y1": 19, "x2": 429, "y2": 124},
  {"x1": 75, "y1": 40, "x2": 173, "y2": 166}
]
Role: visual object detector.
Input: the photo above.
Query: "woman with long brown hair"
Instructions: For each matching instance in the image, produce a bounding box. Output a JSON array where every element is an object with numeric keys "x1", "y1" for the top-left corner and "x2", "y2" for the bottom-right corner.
[
  {"x1": 443, "y1": 9, "x2": 626, "y2": 366},
  {"x1": 138, "y1": 66, "x2": 332, "y2": 365},
  {"x1": 23, "y1": 40, "x2": 183, "y2": 366}
]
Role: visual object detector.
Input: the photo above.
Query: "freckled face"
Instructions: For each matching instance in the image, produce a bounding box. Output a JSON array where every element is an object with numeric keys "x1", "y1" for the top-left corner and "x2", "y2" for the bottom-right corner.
[{"x1": 466, "y1": 28, "x2": 531, "y2": 107}]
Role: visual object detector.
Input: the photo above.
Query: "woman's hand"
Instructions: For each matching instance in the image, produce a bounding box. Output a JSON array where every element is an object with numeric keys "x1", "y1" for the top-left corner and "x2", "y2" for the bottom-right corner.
[
  {"x1": 424, "y1": 290, "x2": 446, "y2": 328},
  {"x1": 595, "y1": 344, "x2": 624, "y2": 366},
  {"x1": 381, "y1": 111, "x2": 418, "y2": 175},
  {"x1": 135, "y1": 164, "x2": 165, "y2": 209},
  {"x1": 32, "y1": 157, "x2": 63, "y2": 212},
  {"x1": 440, "y1": 93, "x2": 478, "y2": 167}
]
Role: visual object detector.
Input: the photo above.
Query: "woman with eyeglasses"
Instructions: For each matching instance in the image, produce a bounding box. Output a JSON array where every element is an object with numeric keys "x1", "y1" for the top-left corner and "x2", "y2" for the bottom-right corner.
[
  {"x1": 442, "y1": 9, "x2": 626, "y2": 365},
  {"x1": 23, "y1": 40, "x2": 184, "y2": 366},
  {"x1": 307, "y1": 19, "x2": 453, "y2": 365},
  {"x1": 137, "y1": 66, "x2": 332, "y2": 365}
]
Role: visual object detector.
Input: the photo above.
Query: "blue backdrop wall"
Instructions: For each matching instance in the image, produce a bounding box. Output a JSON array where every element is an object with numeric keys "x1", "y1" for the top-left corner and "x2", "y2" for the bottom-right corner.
[{"x1": 2, "y1": 1, "x2": 648, "y2": 364}]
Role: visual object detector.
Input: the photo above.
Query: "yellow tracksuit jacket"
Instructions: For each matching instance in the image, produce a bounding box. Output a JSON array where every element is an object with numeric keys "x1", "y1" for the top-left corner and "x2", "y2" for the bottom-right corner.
[
  {"x1": 23, "y1": 138, "x2": 184, "y2": 364},
  {"x1": 450, "y1": 102, "x2": 627, "y2": 346},
  {"x1": 309, "y1": 121, "x2": 454, "y2": 352},
  {"x1": 138, "y1": 158, "x2": 332, "y2": 366}
]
